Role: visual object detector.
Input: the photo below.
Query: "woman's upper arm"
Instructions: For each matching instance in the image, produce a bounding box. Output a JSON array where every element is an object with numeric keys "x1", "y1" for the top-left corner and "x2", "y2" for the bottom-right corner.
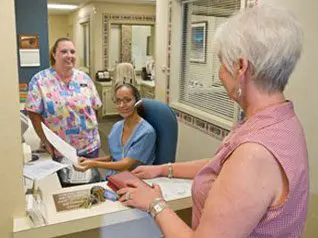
[{"x1": 193, "y1": 143, "x2": 283, "y2": 238}]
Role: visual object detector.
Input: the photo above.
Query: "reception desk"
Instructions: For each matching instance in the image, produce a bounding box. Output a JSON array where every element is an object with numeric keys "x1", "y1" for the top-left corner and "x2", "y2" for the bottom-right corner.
[{"x1": 14, "y1": 171, "x2": 192, "y2": 238}]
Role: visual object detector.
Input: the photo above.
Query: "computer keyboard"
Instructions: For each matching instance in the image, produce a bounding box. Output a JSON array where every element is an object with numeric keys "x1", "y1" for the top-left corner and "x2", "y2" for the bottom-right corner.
[
  {"x1": 58, "y1": 157, "x2": 92, "y2": 184},
  {"x1": 68, "y1": 169, "x2": 92, "y2": 183}
]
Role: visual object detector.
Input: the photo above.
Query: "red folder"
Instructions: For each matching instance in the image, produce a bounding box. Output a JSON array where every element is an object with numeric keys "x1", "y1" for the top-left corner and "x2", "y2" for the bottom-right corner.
[{"x1": 107, "y1": 171, "x2": 148, "y2": 191}]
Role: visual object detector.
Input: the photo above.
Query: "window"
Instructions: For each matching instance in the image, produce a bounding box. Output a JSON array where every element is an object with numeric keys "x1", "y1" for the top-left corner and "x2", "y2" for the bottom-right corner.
[{"x1": 178, "y1": 0, "x2": 242, "y2": 129}]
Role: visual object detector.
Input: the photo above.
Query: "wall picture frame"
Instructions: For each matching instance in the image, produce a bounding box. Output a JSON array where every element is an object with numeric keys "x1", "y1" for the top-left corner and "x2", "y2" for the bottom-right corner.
[
  {"x1": 190, "y1": 22, "x2": 207, "y2": 63},
  {"x1": 18, "y1": 34, "x2": 39, "y2": 49}
]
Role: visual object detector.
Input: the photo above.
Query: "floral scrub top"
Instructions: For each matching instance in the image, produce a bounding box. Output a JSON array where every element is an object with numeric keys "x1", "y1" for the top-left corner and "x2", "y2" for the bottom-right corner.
[{"x1": 25, "y1": 67, "x2": 102, "y2": 155}]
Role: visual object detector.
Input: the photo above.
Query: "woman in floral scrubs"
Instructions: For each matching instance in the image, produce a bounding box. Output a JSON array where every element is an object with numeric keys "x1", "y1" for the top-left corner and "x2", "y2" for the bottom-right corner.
[{"x1": 25, "y1": 37, "x2": 102, "y2": 162}]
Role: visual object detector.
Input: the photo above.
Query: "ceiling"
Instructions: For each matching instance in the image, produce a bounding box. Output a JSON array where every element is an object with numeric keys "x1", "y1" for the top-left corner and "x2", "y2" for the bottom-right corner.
[{"x1": 48, "y1": 0, "x2": 156, "y2": 14}]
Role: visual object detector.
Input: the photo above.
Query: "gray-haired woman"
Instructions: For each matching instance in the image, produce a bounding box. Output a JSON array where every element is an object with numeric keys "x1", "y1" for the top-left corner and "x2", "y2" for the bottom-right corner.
[{"x1": 117, "y1": 5, "x2": 308, "y2": 238}]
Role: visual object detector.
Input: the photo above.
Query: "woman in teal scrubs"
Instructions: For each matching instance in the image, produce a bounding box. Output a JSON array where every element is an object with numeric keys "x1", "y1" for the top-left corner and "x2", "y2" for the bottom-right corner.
[{"x1": 76, "y1": 83, "x2": 156, "y2": 178}]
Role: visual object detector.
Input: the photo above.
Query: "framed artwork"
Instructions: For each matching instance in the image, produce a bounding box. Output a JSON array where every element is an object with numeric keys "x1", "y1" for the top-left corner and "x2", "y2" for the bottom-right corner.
[
  {"x1": 18, "y1": 34, "x2": 39, "y2": 49},
  {"x1": 190, "y1": 22, "x2": 207, "y2": 63}
]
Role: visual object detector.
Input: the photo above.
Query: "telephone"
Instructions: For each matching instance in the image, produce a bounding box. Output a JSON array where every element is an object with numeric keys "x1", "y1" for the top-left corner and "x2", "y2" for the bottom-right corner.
[{"x1": 95, "y1": 70, "x2": 111, "y2": 82}]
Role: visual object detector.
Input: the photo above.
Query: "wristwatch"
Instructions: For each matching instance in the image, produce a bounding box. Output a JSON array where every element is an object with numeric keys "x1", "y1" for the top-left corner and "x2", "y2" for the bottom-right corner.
[{"x1": 150, "y1": 200, "x2": 169, "y2": 218}]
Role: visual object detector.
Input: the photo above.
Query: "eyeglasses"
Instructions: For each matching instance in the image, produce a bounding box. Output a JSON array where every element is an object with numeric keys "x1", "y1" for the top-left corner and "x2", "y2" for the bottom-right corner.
[{"x1": 114, "y1": 97, "x2": 133, "y2": 105}]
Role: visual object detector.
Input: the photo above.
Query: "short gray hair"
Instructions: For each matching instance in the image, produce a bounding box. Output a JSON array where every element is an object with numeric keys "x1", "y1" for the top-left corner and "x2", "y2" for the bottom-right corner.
[{"x1": 215, "y1": 5, "x2": 303, "y2": 93}]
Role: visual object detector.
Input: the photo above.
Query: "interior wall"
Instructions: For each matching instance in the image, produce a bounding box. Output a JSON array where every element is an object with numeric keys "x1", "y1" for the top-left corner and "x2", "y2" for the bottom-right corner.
[
  {"x1": 48, "y1": 14, "x2": 69, "y2": 50},
  {"x1": 14, "y1": 0, "x2": 49, "y2": 83},
  {"x1": 154, "y1": 0, "x2": 169, "y2": 102},
  {"x1": 177, "y1": 122, "x2": 221, "y2": 162},
  {"x1": 0, "y1": 0, "x2": 25, "y2": 237}
]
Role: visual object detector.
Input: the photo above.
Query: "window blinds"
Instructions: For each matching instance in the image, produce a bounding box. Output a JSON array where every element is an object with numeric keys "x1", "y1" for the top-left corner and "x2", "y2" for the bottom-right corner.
[{"x1": 179, "y1": 0, "x2": 241, "y2": 125}]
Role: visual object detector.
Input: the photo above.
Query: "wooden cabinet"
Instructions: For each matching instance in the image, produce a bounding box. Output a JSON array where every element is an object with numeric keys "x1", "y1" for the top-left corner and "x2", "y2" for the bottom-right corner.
[{"x1": 95, "y1": 81, "x2": 117, "y2": 119}]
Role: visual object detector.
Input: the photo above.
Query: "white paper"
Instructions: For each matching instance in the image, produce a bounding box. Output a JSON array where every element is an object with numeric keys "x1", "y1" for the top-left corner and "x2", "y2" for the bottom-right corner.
[
  {"x1": 23, "y1": 160, "x2": 68, "y2": 180},
  {"x1": 144, "y1": 177, "x2": 192, "y2": 201},
  {"x1": 41, "y1": 122, "x2": 78, "y2": 165},
  {"x1": 19, "y1": 49, "x2": 40, "y2": 67}
]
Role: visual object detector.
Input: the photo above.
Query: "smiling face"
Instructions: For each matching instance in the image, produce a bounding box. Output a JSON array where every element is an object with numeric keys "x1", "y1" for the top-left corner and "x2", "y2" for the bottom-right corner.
[
  {"x1": 114, "y1": 86, "x2": 137, "y2": 118},
  {"x1": 53, "y1": 40, "x2": 76, "y2": 71}
]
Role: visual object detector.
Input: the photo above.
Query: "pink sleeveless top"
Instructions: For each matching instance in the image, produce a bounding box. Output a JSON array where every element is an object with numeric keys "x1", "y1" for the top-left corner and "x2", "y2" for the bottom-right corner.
[{"x1": 192, "y1": 102, "x2": 309, "y2": 237}]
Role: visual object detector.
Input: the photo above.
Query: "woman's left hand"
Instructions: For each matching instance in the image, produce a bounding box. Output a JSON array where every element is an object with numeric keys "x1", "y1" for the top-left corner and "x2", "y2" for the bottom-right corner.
[{"x1": 117, "y1": 181, "x2": 163, "y2": 212}]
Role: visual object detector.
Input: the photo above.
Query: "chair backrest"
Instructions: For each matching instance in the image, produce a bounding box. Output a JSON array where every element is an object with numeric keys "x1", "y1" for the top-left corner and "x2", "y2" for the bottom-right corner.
[
  {"x1": 137, "y1": 99, "x2": 178, "y2": 165},
  {"x1": 114, "y1": 62, "x2": 136, "y2": 85}
]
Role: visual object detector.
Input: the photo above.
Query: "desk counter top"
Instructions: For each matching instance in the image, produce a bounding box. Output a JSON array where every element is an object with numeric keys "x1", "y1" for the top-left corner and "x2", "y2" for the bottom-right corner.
[{"x1": 14, "y1": 173, "x2": 192, "y2": 238}]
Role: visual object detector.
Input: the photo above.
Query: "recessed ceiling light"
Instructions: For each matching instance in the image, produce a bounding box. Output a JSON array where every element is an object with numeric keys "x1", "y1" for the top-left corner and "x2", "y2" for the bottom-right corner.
[{"x1": 47, "y1": 4, "x2": 78, "y2": 10}]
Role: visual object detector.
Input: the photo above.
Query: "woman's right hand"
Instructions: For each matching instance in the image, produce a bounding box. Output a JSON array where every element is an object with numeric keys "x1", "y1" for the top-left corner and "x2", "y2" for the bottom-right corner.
[{"x1": 132, "y1": 165, "x2": 163, "y2": 179}]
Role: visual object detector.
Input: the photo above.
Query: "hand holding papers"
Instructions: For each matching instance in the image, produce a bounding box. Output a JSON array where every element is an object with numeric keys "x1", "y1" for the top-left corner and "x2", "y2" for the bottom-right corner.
[{"x1": 41, "y1": 122, "x2": 79, "y2": 166}]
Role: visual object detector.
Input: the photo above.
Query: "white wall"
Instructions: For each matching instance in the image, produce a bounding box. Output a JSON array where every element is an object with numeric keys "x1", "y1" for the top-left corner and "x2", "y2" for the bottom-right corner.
[
  {"x1": 0, "y1": 0, "x2": 25, "y2": 237},
  {"x1": 154, "y1": 0, "x2": 169, "y2": 102},
  {"x1": 48, "y1": 14, "x2": 69, "y2": 50}
]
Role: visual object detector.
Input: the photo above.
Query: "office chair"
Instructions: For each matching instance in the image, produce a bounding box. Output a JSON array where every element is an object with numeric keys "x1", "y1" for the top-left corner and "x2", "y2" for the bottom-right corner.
[{"x1": 137, "y1": 99, "x2": 178, "y2": 165}]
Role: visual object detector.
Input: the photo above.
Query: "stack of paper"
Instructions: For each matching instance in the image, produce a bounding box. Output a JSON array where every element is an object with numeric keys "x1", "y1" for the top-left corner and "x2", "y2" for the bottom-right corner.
[{"x1": 24, "y1": 160, "x2": 68, "y2": 180}]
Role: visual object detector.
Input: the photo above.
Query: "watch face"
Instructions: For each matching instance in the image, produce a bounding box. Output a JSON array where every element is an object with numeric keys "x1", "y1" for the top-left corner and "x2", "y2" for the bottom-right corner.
[
  {"x1": 150, "y1": 201, "x2": 168, "y2": 218},
  {"x1": 154, "y1": 203, "x2": 162, "y2": 211}
]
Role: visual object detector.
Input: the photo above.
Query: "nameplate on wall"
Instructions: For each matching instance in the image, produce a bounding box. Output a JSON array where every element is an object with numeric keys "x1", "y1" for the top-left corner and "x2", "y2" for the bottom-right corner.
[{"x1": 53, "y1": 189, "x2": 90, "y2": 212}]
